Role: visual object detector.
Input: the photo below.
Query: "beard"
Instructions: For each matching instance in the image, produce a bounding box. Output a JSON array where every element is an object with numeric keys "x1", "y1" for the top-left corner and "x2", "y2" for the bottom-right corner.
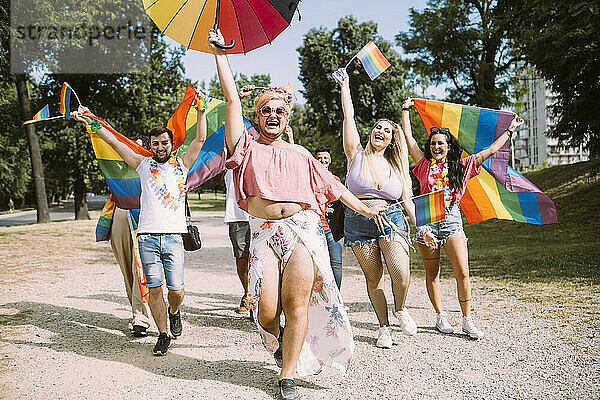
[{"x1": 152, "y1": 150, "x2": 170, "y2": 163}]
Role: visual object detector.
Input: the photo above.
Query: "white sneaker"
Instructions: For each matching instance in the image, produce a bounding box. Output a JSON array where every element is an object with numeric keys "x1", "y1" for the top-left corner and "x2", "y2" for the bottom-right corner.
[
  {"x1": 393, "y1": 308, "x2": 417, "y2": 336},
  {"x1": 376, "y1": 326, "x2": 393, "y2": 348},
  {"x1": 435, "y1": 312, "x2": 454, "y2": 334},
  {"x1": 462, "y1": 316, "x2": 484, "y2": 339}
]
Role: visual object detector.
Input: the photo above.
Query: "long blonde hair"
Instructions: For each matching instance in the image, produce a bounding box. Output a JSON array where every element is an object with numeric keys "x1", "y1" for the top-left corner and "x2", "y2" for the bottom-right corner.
[{"x1": 360, "y1": 118, "x2": 413, "y2": 199}]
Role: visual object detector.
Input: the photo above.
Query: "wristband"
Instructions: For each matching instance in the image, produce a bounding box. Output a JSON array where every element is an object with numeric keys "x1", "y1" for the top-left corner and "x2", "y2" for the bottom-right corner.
[
  {"x1": 402, "y1": 107, "x2": 410, "y2": 111},
  {"x1": 194, "y1": 97, "x2": 209, "y2": 112},
  {"x1": 88, "y1": 120, "x2": 102, "y2": 134},
  {"x1": 416, "y1": 225, "x2": 432, "y2": 240},
  {"x1": 505, "y1": 128, "x2": 515, "y2": 136}
]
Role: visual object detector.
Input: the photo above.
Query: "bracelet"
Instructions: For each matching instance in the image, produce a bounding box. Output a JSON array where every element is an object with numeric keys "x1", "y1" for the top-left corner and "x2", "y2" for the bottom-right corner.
[
  {"x1": 505, "y1": 128, "x2": 515, "y2": 136},
  {"x1": 194, "y1": 97, "x2": 208, "y2": 112},
  {"x1": 87, "y1": 120, "x2": 102, "y2": 134},
  {"x1": 402, "y1": 107, "x2": 410, "y2": 111},
  {"x1": 416, "y1": 225, "x2": 432, "y2": 239}
]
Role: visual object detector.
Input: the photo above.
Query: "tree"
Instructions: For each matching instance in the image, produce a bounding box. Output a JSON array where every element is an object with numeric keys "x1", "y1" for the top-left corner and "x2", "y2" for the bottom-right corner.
[
  {"x1": 396, "y1": 0, "x2": 522, "y2": 109},
  {"x1": 296, "y1": 16, "x2": 412, "y2": 178},
  {"x1": 1, "y1": 0, "x2": 50, "y2": 221},
  {"x1": 38, "y1": 31, "x2": 190, "y2": 219},
  {"x1": 504, "y1": 0, "x2": 600, "y2": 156}
]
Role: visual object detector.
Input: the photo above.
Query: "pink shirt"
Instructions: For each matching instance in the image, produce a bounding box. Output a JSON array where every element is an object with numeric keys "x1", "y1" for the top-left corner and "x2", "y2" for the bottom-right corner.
[
  {"x1": 225, "y1": 130, "x2": 345, "y2": 214},
  {"x1": 412, "y1": 155, "x2": 482, "y2": 204}
]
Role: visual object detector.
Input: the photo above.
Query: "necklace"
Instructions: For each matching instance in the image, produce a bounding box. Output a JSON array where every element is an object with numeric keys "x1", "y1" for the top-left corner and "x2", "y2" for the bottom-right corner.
[
  {"x1": 430, "y1": 159, "x2": 452, "y2": 206},
  {"x1": 148, "y1": 156, "x2": 187, "y2": 209}
]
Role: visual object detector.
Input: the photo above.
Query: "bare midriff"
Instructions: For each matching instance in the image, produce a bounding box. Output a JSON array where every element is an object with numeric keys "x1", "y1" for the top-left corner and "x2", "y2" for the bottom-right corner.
[{"x1": 247, "y1": 196, "x2": 304, "y2": 219}]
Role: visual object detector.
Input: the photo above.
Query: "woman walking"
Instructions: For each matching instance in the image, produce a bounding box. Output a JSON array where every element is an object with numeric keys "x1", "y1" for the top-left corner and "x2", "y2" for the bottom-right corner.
[
  {"x1": 401, "y1": 98, "x2": 523, "y2": 339},
  {"x1": 336, "y1": 68, "x2": 435, "y2": 348}
]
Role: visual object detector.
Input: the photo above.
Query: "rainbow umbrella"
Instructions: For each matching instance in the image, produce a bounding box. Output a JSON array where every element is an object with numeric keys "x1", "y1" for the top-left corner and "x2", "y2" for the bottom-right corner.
[{"x1": 143, "y1": 0, "x2": 300, "y2": 53}]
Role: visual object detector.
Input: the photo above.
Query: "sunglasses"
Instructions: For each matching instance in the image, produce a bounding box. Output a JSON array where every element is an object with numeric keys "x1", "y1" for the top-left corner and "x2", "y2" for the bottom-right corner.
[
  {"x1": 259, "y1": 106, "x2": 288, "y2": 118},
  {"x1": 430, "y1": 127, "x2": 450, "y2": 134}
]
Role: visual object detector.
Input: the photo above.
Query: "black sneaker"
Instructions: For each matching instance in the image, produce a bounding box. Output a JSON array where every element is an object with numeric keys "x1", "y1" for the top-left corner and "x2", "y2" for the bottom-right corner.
[
  {"x1": 131, "y1": 325, "x2": 147, "y2": 337},
  {"x1": 153, "y1": 332, "x2": 171, "y2": 356},
  {"x1": 169, "y1": 308, "x2": 182, "y2": 338},
  {"x1": 273, "y1": 327, "x2": 283, "y2": 368},
  {"x1": 278, "y1": 378, "x2": 299, "y2": 400}
]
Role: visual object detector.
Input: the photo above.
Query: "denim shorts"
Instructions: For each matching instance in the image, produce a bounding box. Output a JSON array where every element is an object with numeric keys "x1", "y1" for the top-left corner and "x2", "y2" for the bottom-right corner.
[
  {"x1": 418, "y1": 204, "x2": 467, "y2": 246},
  {"x1": 138, "y1": 233, "x2": 185, "y2": 290},
  {"x1": 344, "y1": 201, "x2": 410, "y2": 247},
  {"x1": 228, "y1": 221, "x2": 250, "y2": 258}
]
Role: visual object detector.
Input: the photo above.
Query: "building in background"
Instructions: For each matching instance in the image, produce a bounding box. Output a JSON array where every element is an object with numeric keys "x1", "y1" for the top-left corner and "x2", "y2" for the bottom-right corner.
[{"x1": 512, "y1": 66, "x2": 589, "y2": 170}]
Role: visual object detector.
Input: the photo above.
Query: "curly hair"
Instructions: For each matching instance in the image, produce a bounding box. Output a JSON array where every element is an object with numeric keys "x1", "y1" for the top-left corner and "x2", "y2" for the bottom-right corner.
[{"x1": 424, "y1": 129, "x2": 466, "y2": 194}]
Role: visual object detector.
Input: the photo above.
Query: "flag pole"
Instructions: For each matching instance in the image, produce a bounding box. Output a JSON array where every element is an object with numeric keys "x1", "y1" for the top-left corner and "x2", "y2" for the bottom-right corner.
[
  {"x1": 23, "y1": 115, "x2": 65, "y2": 125},
  {"x1": 344, "y1": 53, "x2": 358, "y2": 69}
]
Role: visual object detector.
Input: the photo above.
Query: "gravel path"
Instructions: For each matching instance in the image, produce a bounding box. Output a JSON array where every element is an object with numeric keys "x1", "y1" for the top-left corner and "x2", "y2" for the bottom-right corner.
[{"x1": 0, "y1": 214, "x2": 598, "y2": 399}]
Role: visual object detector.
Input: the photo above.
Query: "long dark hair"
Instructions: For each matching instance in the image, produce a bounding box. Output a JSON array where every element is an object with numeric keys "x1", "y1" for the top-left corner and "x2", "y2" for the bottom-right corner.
[{"x1": 424, "y1": 129, "x2": 466, "y2": 194}]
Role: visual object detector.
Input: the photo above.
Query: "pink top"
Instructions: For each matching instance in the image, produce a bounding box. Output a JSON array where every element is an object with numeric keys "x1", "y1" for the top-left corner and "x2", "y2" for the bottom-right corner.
[
  {"x1": 225, "y1": 130, "x2": 346, "y2": 214},
  {"x1": 412, "y1": 155, "x2": 482, "y2": 204}
]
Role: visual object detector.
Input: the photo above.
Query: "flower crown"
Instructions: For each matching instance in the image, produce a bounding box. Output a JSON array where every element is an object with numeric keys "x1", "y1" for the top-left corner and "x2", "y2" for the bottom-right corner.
[{"x1": 256, "y1": 87, "x2": 293, "y2": 106}]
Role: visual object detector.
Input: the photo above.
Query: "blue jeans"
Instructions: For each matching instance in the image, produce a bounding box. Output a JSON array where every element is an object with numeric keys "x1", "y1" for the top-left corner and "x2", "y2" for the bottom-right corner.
[
  {"x1": 418, "y1": 204, "x2": 467, "y2": 246},
  {"x1": 325, "y1": 229, "x2": 343, "y2": 289},
  {"x1": 138, "y1": 234, "x2": 185, "y2": 290}
]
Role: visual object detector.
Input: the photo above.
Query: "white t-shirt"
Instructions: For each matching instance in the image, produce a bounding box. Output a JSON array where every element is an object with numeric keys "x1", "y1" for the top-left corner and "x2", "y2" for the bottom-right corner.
[
  {"x1": 136, "y1": 156, "x2": 189, "y2": 233},
  {"x1": 223, "y1": 169, "x2": 249, "y2": 223}
]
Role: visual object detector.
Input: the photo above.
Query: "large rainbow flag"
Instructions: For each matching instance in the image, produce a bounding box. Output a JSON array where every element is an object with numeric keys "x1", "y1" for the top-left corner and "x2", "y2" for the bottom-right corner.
[
  {"x1": 88, "y1": 85, "x2": 255, "y2": 210},
  {"x1": 413, "y1": 99, "x2": 558, "y2": 225}
]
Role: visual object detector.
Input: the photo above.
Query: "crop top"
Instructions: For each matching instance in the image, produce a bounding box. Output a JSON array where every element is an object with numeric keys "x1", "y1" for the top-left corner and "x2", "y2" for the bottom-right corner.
[
  {"x1": 345, "y1": 150, "x2": 403, "y2": 201},
  {"x1": 225, "y1": 129, "x2": 345, "y2": 214}
]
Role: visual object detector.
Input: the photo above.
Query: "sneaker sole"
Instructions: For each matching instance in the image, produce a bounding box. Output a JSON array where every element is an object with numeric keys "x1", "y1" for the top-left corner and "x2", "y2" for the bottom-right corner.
[
  {"x1": 463, "y1": 331, "x2": 483, "y2": 339},
  {"x1": 436, "y1": 325, "x2": 454, "y2": 334}
]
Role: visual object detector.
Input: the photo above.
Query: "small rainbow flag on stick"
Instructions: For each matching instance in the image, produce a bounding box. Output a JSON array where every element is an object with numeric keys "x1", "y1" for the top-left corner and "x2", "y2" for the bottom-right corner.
[
  {"x1": 23, "y1": 104, "x2": 51, "y2": 125},
  {"x1": 59, "y1": 82, "x2": 73, "y2": 119},
  {"x1": 347, "y1": 41, "x2": 391, "y2": 80},
  {"x1": 414, "y1": 189, "x2": 446, "y2": 227}
]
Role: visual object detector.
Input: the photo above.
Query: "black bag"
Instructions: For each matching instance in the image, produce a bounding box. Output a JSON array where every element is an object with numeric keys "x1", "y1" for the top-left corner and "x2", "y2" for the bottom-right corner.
[
  {"x1": 326, "y1": 200, "x2": 345, "y2": 242},
  {"x1": 182, "y1": 197, "x2": 202, "y2": 251}
]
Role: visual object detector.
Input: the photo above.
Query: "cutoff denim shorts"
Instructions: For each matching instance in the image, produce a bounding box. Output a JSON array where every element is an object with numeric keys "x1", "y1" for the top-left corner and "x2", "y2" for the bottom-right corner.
[
  {"x1": 418, "y1": 204, "x2": 467, "y2": 246},
  {"x1": 138, "y1": 233, "x2": 185, "y2": 290},
  {"x1": 344, "y1": 201, "x2": 409, "y2": 246}
]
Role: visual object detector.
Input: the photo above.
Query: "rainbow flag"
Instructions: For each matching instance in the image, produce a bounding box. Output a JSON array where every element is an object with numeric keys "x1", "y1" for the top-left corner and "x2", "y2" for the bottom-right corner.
[
  {"x1": 89, "y1": 85, "x2": 255, "y2": 210},
  {"x1": 23, "y1": 104, "x2": 50, "y2": 125},
  {"x1": 414, "y1": 190, "x2": 446, "y2": 227},
  {"x1": 355, "y1": 41, "x2": 391, "y2": 80},
  {"x1": 59, "y1": 82, "x2": 73, "y2": 119},
  {"x1": 95, "y1": 195, "x2": 116, "y2": 241},
  {"x1": 413, "y1": 99, "x2": 558, "y2": 225}
]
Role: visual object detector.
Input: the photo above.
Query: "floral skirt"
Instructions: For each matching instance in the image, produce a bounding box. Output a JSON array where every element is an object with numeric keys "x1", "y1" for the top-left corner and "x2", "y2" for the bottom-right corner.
[{"x1": 248, "y1": 209, "x2": 354, "y2": 376}]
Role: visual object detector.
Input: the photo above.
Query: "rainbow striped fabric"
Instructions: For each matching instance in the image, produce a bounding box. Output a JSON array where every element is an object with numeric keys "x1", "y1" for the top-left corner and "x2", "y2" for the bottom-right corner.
[
  {"x1": 23, "y1": 104, "x2": 50, "y2": 125},
  {"x1": 89, "y1": 85, "x2": 255, "y2": 210},
  {"x1": 95, "y1": 195, "x2": 116, "y2": 241},
  {"x1": 59, "y1": 82, "x2": 73, "y2": 119},
  {"x1": 413, "y1": 99, "x2": 558, "y2": 225},
  {"x1": 356, "y1": 41, "x2": 391, "y2": 80},
  {"x1": 414, "y1": 190, "x2": 446, "y2": 227}
]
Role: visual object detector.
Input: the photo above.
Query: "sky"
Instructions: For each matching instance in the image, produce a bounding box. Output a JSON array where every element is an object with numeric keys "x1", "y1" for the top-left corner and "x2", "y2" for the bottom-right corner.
[{"x1": 169, "y1": 0, "x2": 444, "y2": 102}]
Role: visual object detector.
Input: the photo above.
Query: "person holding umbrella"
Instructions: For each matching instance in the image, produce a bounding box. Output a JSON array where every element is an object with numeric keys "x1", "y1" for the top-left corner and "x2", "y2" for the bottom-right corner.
[{"x1": 209, "y1": 29, "x2": 386, "y2": 400}]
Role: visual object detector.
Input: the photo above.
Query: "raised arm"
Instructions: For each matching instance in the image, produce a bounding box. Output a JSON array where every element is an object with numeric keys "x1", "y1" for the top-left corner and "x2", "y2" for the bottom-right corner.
[
  {"x1": 474, "y1": 115, "x2": 524, "y2": 165},
  {"x1": 334, "y1": 68, "x2": 362, "y2": 161},
  {"x1": 71, "y1": 106, "x2": 143, "y2": 169},
  {"x1": 401, "y1": 98, "x2": 425, "y2": 164},
  {"x1": 181, "y1": 92, "x2": 208, "y2": 169},
  {"x1": 208, "y1": 29, "x2": 244, "y2": 156}
]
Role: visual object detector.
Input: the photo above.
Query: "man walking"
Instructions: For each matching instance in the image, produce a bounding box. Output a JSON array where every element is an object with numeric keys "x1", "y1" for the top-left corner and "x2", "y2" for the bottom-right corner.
[{"x1": 72, "y1": 96, "x2": 207, "y2": 355}]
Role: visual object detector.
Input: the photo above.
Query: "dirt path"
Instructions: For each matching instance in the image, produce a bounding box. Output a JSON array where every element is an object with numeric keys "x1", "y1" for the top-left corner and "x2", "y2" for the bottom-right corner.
[{"x1": 0, "y1": 214, "x2": 597, "y2": 399}]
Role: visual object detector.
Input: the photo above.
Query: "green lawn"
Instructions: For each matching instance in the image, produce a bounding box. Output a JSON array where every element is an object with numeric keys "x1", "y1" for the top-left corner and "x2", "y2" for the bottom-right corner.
[{"x1": 188, "y1": 192, "x2": 226, "y2": 213}]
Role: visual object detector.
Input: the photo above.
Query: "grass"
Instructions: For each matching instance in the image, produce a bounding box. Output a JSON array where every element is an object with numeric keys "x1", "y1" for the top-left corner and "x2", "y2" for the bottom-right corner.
[{"x1": 188, "y1": 192, "x2": 226, "y2": 213}]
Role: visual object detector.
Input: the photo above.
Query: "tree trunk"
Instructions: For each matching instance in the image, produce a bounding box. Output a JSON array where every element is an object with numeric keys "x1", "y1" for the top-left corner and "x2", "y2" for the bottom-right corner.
[
  {"x1": 15, "y1": 74, "x2": 51, "y2": 223},
  {"x1": 73, "y1": 176, "x2": 89, "y2": 220}
]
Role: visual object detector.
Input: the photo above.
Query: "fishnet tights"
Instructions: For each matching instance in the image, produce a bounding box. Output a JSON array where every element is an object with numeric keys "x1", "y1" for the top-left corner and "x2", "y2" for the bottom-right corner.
[{"x1": 351, "y1": 239, "x2": 410, "y2": 326}]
